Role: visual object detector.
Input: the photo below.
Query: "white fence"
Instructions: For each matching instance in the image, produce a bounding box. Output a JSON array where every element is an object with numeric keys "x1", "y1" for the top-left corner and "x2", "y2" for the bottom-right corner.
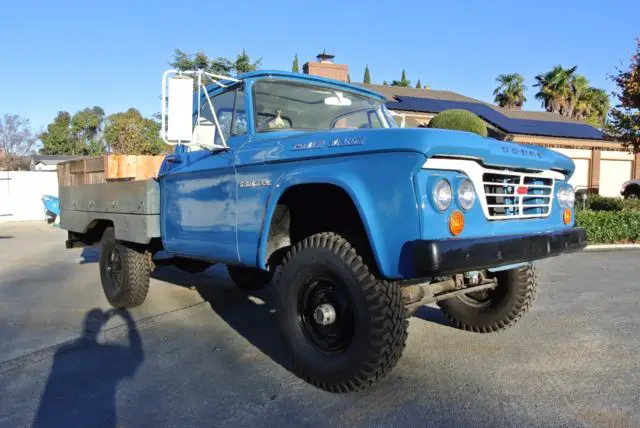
[{"x1": 0, "y1": 171, "x2": 58, "y2": 222}]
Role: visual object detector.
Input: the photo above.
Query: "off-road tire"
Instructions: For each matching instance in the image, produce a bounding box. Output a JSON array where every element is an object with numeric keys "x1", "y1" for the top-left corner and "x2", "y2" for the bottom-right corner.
[
  {"x1": 227, "y1": 266, "x2": 273, "y2": 290},
  {"x1": 99, "y1": 227, "x2": 150, "y2": 308},
  {"x1": 438, "y1": 264, "x2": 538, "y2": 333},
  {"x1": 273, "y1": 232, "x2": 408, "y2": 393}
]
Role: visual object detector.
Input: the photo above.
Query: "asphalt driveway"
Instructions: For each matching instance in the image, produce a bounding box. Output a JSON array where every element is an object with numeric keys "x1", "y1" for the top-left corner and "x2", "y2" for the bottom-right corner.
[{"x1": 0, "y1": 222, "x2": 638, "y2": 427}]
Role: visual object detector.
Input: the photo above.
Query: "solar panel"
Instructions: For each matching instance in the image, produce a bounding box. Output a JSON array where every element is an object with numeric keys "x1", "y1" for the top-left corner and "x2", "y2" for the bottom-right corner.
[{"x1": 390, "y1": 96, "x2": 604, "y2": 140}]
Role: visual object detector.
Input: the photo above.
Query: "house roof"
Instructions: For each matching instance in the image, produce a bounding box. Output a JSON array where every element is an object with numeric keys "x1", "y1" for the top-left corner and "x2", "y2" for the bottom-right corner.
[
  {"x1": 32, "y1": 155, "x2": 85, "y2": 165},
  {"x1": 360, "y1": 84, "x2": 606, "y2": 140}
]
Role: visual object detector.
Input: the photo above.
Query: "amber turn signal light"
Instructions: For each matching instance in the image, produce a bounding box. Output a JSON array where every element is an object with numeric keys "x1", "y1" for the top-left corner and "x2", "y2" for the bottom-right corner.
[
  {"x1": 449, "y1": 210, "x2": 464, "y2": 236},
  {"x1": 563, "y1": 208, "x2": 571, "y2": 225}
]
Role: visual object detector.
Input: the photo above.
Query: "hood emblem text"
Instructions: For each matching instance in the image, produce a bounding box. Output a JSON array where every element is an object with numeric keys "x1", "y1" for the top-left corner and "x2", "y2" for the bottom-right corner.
[
  {"x1": 292, "y1": 136, "x2": 366, "y2": 151},
  {"x1": 240, "y1": 179, "x2": 272, "y2": 188}
]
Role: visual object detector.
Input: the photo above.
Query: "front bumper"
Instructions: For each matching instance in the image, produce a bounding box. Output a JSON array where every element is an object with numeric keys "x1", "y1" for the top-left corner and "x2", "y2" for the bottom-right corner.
[{"x1": 413, "y1": 227, "x2": 587, "y2": 276}]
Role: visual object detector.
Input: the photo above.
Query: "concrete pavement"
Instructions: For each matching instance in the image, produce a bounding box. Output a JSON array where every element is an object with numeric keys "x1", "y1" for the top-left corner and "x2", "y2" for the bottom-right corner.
[{"x1": 0, "y1": 222, "x2": 638, "y2": 427}]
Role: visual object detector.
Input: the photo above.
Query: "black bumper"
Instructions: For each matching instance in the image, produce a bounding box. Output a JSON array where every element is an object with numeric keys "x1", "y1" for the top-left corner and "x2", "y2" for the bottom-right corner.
[{"x1": 413, "y1": 227, "x2": 587, "y2": 276}]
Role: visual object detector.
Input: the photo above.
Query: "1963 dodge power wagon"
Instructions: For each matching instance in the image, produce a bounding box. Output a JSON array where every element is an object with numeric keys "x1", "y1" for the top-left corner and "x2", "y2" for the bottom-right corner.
[{"x1": 60, "y1": 70, "x2": 587, "y2": 392}]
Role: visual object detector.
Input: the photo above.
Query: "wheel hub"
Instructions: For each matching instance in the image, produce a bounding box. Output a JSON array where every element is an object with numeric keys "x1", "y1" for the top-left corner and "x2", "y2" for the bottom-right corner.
[
  {"x1": 298, "y1": 277, "x2": 354, "y2": 354},
  {"x1": 313, "y1": 303, "x2": 337, "y2": 326}
]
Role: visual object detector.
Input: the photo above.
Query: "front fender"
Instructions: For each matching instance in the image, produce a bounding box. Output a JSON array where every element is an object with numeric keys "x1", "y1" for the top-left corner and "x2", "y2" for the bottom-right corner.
[{"x1": 256, "y1": 152, "x2": 425, "y2": 278}]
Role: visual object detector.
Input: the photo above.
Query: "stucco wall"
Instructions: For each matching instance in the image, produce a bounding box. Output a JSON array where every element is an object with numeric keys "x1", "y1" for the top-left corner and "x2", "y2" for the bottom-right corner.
[{"x1": 0, "y1": 171, "x2": 59, "y2": 222}]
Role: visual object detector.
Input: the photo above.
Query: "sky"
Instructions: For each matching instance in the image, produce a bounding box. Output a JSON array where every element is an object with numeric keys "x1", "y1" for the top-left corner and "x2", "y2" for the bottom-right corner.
[{"x1": 1, "y1": 0, "x2": 638, "y2": 134}]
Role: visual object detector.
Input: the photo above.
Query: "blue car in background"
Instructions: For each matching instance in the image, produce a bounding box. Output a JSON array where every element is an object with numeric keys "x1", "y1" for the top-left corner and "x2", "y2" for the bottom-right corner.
[
  {"x1": 59, "y1": 70, "x2": 586, "y2": 392},
  {"x1": 42, "y1": 194, "x2": 60, "y2": 224}
]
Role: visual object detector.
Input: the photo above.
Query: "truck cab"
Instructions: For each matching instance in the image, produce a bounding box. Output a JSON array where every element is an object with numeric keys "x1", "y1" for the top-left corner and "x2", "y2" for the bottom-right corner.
[
  {"x1": 158, "y1": 70, "x2": 584, "y2": 280},
  {"x1": 60, "y1": 70, "x2": 586, "y2": 393}
]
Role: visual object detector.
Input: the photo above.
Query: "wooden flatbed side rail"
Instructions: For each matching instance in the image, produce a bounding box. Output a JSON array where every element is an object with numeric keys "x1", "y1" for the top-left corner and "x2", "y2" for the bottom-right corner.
[{"x1": 57, "y1": 155, "x2": 166, "y2": 186}]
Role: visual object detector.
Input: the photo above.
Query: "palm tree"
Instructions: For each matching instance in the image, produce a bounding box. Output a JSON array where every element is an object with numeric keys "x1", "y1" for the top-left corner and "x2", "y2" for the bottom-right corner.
[
  {"x1": 493, "y1": 73, "x2": 527, "y2": 110},
  {"x1": 534, "y1": 65, "x2": 578, "y2": 116},
  {"x1": 582, "y1": 88, "x2": 610, "y2": 126},
  {"x1": 571, "y1": 75, "x2": 592, "y2": 121}
]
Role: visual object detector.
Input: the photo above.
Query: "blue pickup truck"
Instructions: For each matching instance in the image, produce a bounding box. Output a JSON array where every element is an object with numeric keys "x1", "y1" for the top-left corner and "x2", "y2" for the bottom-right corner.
[{"x1": 60, "y1": 70, "x2": 586, "y2": 392}]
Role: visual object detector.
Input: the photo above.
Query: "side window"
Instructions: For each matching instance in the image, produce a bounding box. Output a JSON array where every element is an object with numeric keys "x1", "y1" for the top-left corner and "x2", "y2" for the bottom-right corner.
[
  {"x1": 211, "y1": 90, "x2": 236, "y2": 146},
  {"x1": 232, "y1": 89, "x2": 247, "y2": 136},
  {"x1": 193, "y1": 88, "x2": 246, "y2": 148},
  {"x1": 333, "y1": 110, "x2": 381, "y2": 129}
]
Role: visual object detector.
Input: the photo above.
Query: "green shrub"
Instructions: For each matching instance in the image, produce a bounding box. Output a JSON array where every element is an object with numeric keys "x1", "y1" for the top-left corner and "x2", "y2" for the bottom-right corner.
[
  {"x1": 575, "y1": 210, "x2": 640, "y2": 243},
  {"x1": 427, "y1": 109, "x2": 488, "y2": 137},
  {"x1": 576, "y1": 195, "x2": 640, "y2": 212}
]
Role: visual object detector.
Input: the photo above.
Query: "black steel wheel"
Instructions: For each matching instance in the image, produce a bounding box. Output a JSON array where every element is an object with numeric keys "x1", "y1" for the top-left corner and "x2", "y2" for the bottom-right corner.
[
  {"x1": 297, "y1": 276, "x2": 354, "y2": 355},
  {"x1": 438, "y1": 264, "x2": 538, "y2": 333},
  {"x1": 274, "y1": 232, "x2": 408, "y2": 393},
  {"x1": 105, "y1": 244, "x2": 124, "y2": 295},
  {"x1": 99, "y1": 227, "x2": 150, "y2": 309}
]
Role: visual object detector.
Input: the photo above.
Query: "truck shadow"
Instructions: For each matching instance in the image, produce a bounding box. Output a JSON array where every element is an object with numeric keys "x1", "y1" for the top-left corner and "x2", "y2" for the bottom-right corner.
[
  {"x1": 80, "y1": 247, "x2": 100, "y2": 264},
  {"x1": 412, "y1": 305, "x2": 452, "y2": 327},
  {"x1": 151, "y1": 265, "x2": 455, "y2": 379},
  {"x1": 151, "y1": 267, "x2": 295, "y2": 373}
]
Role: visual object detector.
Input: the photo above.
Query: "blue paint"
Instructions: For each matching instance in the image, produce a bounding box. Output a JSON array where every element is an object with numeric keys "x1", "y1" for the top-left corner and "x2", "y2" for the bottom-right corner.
[{"x1": 158, "y1": 72, "x2": 578, "y2": 278}]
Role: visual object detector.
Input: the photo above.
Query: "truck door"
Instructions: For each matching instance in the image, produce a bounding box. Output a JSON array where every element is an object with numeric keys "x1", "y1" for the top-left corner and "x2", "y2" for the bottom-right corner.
[{"x1": 160, "y1": 87, "x2": 248, "y2": 264}]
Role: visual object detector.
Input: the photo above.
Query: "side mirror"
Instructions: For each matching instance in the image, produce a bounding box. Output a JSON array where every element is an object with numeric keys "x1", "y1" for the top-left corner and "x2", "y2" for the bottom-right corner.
[{"x1": 163, "y1": 75, "x2": 194, "y2": 143}]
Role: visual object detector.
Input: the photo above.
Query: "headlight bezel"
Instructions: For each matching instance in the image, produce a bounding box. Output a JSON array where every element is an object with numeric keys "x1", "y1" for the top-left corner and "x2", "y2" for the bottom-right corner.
[
  {"x1": 457, "y1": 178, "x2": 476, "y2": 211},
  {"x1": 432, "y1": 179, "x2": 453, "y2": 212}
]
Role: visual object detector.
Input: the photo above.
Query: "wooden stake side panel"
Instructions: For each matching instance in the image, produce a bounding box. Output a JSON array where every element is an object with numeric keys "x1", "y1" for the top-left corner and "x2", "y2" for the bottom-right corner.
[{"x1": 57, "y1": 155, "x2": 166, "y2": 186}]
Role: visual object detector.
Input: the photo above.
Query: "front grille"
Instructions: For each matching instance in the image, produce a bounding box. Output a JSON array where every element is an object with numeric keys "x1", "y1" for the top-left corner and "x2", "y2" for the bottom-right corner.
[{"x1": 483, "y1": 172, "x2": 554, "y2": 219}]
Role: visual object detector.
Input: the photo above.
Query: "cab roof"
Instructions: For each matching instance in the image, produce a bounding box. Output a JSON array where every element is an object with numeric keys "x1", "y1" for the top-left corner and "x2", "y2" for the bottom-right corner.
[{"x1": 205, "y1": 70, "x2": 386, "y2": 101}]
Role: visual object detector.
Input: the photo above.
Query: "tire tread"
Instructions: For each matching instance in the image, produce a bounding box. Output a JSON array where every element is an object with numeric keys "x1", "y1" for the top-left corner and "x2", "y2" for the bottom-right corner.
[{"x1": 273, "y1": 232, "x2": 408, "y2": 393}]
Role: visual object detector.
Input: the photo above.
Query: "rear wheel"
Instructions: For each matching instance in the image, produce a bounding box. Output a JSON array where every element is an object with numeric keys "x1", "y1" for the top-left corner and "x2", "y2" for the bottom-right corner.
[
  {"x1": 274, "y1": 232, "x2": 408, "y2": 393},
  {"x1": 227, "y1": 266, "x2": 273, "y2": 290},
  {"x1": 438, "y1": 264, "x2": 538, "y2": 333},
  {"x1": 99, "y1": 227, "x2": 150, "y2": 308}
]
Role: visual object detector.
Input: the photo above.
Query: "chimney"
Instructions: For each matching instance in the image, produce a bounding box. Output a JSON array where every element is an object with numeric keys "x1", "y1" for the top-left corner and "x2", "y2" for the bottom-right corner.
[{"x1": 303, "y1": 51, "x2": 349, "y2": 82}]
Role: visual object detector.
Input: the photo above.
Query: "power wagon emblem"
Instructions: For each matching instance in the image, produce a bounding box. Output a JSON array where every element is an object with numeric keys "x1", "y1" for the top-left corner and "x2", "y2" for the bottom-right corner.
[{"x1": 239, "y1": 179, "x2": 272, "y2": 188}]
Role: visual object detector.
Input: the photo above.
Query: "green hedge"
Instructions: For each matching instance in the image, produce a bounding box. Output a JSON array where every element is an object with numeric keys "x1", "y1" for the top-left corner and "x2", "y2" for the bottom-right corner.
[
  {"x1": 576, "y1": 195, "x2": 640, "y2": 212},
  {"x1": 427, "y1": 109, "x2": 488, "y2": 137},
  {"x1": 575, "y1": 210, "x2": 640, "y2": 243}
]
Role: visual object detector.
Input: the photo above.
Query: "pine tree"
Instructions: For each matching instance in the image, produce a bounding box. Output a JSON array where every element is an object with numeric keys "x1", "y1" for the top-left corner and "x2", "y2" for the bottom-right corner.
[
  {"x1": 292, "y1": 54, "x2": 299, "y2": 73},
  {"x1": 391, "y1": 69, "x2": 410, "y2": 87},
  {"x1": 416, "y1": 79, "x2": 422, "y2": 89},
  {"x1": 383, "y1": 80, "x2": 388, "y2": 86},
  {"x1": 363, "y1": 65, "x2": 371, "y2": 84}
]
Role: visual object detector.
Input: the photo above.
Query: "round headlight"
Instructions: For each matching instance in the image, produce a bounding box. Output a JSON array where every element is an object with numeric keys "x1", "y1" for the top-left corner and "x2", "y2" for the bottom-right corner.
[
  {"x1": 565, "y1": 185, "x2": 575, "y2": 208},
  {"x1": 433, "y1": 179, "x2": 452, "y2": 211},
  {"x1": 557, "y1": 187, "x2": 568, "y2": 207},
  {"x1": 457, "y1": 179, "x2": 475, "y2": 211}
]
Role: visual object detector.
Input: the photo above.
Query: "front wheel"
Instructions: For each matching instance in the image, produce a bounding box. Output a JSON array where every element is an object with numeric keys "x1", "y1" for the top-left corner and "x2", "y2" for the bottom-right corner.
[
  {"x1": 438, "y1": 264, "x2": 538, "y2": 333},
  {"x1": 99, "y1": 227, "x2": 150, "y2": 308},
  {"x1": 274, "y1": 232, "x2": 408, "y2": 393}
]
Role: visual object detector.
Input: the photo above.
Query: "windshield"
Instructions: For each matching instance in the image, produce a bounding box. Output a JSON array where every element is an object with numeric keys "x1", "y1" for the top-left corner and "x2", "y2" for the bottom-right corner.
[{"x1": 253, "y1": 80, "x2": 392, "y2": 132}]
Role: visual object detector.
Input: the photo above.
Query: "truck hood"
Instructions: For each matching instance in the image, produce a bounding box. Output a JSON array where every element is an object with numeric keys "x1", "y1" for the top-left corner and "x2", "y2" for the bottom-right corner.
[{"x1": 253, "y1": 127, "x2": 575, "y2": 177}]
